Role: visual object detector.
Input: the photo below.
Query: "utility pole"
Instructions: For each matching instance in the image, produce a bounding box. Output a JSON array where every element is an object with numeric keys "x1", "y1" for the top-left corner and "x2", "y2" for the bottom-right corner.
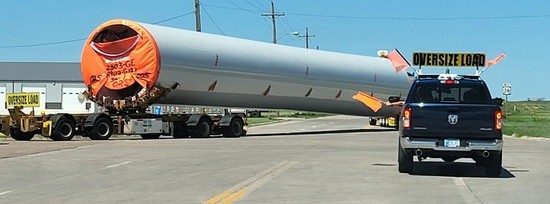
[
  {"x1": 261, "y1": 1, "x2": 284, "y2": 44},
  {"x1": 299, "y1": 27, "x2": 315, "y2": 49},
  {"x1": 194, "y1": 0, "x2": 201, "y2": 32}
]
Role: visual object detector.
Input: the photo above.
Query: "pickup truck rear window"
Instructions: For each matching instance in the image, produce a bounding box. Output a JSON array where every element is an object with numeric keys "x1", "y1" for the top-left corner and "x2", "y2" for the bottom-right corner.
[{"x1": 410, "y1": 84, "x2": 490, "y2": 104}]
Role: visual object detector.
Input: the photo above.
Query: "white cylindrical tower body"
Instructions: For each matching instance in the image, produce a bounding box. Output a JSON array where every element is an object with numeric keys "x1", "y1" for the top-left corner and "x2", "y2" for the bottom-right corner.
[{"x1": 81, "y1": 19, "x2": 410, "y2": 116}]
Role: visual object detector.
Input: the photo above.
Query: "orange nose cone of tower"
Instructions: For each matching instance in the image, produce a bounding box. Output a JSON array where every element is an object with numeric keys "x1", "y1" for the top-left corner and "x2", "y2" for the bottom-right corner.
[{"x1": 81, "y1": 19, "x2": 160, "y2": 100}]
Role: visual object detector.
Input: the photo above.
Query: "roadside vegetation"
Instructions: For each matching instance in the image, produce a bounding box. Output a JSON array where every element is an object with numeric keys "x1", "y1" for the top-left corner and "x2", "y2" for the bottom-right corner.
[
  {"x1": 503, "y1": 101, "x2": 550, "y2": 138},
  {"x1": 247, "y1": 111, "x2": 331, "y2": 126}
]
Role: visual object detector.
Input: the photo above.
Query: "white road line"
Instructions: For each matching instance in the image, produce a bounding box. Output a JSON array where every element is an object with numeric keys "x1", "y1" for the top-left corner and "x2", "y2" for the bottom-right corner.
[
  {"x1": 104, "y1": 161, "x2": 132, "y2": 169},
  {"x1": 453, "y1": 178, "x2": 481, "y2": 204},
  {"x1": 453, "y1": 177, "x2": 466, "y2": 186},
  {"x1": 0, "y1": 191, "x2": 12, "y2": 196}
]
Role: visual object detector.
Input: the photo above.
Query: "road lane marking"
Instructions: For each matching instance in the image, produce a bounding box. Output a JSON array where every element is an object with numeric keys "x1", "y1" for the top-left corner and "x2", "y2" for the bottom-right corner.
[
  {"x1": 0, "y1": 191, "x2": 12, "y2": 196},
  {"x1": 453, "y1": 178, "x2": 481, "y2": 204},
  {"x1": 104, "y1": 161, "x2": 132, "y2": 169},
  {"x1": 203, "y1": 161, "x2": 298, "y2": 204},
  {"x1": 453, "y1": 177, "x2": 466, "y2": 186},
  {"x1": 204, "y1": 192, "x2": 232, "y2": 204},
  {"x1": 220, "y1": 190, "x2": 246, "y2": 204}
]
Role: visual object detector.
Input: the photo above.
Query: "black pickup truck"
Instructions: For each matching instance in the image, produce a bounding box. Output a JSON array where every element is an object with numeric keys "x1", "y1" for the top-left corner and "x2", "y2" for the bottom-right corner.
[{"x1": 398, "y1": 74, "x2": 504, "y2": 176}]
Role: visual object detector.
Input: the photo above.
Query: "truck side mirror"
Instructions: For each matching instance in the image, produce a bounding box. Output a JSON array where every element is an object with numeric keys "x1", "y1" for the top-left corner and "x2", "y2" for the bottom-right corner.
[
  {"x1": 388, "y1": 96, "x2": 401, "y2": 103},
  {"x1": 493, "y1": 98, "x2": 504, "y2": 106}
]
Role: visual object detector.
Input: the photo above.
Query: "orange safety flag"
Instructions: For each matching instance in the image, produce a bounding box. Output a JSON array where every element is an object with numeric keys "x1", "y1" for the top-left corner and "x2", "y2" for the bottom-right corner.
[
  {"x1": 486, "y1": 53, "x2": 506, "y2": 68},
  {"x1": 386, "y1": 49, "x2": 410, "y2": 73},
  {"x1": 352, "y1": 91, "x2": 383, "y2": 113},
  {"x1": 81, "y1": 19, "x2": 160, "y2": 98}
]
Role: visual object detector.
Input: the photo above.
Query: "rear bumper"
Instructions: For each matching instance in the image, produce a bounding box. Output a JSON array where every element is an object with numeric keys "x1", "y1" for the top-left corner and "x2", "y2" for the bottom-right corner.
[{"x1": 400, "y1": 137, "x2": 503, "y2": 151}]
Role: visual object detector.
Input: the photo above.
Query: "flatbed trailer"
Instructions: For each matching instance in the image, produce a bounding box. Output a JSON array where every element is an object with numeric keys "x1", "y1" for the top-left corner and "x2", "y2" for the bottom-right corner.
[{"x1": 1, "y1": 104, "x2": 247, "y2": 141}]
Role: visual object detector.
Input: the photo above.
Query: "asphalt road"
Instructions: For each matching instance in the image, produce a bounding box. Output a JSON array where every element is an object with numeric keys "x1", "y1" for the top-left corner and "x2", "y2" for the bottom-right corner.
[{"x1": 0, "y1": 115, "x2": 549, "y2": 204}]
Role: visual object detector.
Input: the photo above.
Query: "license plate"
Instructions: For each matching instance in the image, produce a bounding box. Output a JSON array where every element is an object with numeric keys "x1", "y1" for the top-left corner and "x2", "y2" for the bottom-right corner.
[{"x1": 444, "y1": 139, "x2": 460, "y2": 148}]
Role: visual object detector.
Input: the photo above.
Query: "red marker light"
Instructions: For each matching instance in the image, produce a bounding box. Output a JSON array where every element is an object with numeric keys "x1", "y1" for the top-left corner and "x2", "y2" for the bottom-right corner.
[
  {"x1": 495, "y1": 110, "x2": 503, "y2": 130},
  {"x1": 403, "y1": 108, "x2": 411, "y2": 128},
  {"x1": 445, "y1": 79, "x2": 455, "y2": 85}
]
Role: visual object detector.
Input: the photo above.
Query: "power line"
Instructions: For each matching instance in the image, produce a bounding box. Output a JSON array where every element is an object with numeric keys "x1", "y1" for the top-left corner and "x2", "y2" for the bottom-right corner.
[
  {"x1": 244, "y1": 0, "x2": 266, "y2": 11},
  {"x1": 253, "y1": 0, "x2": 269, "y2": 10},
  {"x1": 0, "y1": 38, "x2": 87, "y2": 49},
  {"x1": 202, "y1": 3, "x2": 550, "y2": 21},
  {"x1": 0, "y1": 11, "x2": 195, "y2": 49},
  {"x1": 202, "y1": 3, "x2": 261, "y2": 13},
  {"x1": 226, "y1": 0, "x2": 245, "y2": 10},
  {"x1": 282, "y1": 17, "x2": 298, "y2": 32},
  {"x1": 285, "y1": 12, "x2": 550, "y2": 20},
  {"x1": 153, "y1": 11, "x2": 195, "y2": 24},
  {"x1": 201, "y1": 3, "x2": 227, "y2": 35}
]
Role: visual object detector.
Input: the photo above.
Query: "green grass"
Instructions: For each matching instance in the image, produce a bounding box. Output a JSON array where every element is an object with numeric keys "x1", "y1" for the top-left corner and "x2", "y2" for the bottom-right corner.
[
  {"x1": 503, "y1": 101, "x2": 550, "y2": 137},
  {"x1": 246, "y1": 111, "x2": 331, "y2": 126}
]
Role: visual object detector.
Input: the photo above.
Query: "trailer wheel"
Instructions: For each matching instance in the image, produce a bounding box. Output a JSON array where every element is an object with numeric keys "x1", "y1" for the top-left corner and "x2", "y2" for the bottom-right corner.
[
  {"x1": 172, "y1": 122, "x2": 189, "y2": 138},
  {"x1": 369, "y1": 118, "x2": 377, "y2": 126},
  {"x1": 51, "y1": 118, "x2": 76, "y2": 141},
  {"x1": 249, "y1": 111, "x2": 261, "y2": 118},
  {"x1": 10, "y1": 128, "x2": 35, "y2": 141},
  {"x1": 222, "y1": 117, "x2": 244, "y2": 137},
  {"x1": 190, "y1": 118, "x2": 211, "y2": 138},
  {"x1": 141, "y1": 134, "x2": 161, "y2": 139},
  {"x1": 88, "y1": 117, "x2": 113, "y2": 140}
]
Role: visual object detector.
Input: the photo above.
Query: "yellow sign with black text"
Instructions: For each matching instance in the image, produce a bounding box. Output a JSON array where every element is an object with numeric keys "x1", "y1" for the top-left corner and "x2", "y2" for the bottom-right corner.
[
  {"x1": 6, "y1": 92, "x2": 40, "y2": 107},
  {"x1": 412, "y1": 52, "x2": 486, "y2": 67}
]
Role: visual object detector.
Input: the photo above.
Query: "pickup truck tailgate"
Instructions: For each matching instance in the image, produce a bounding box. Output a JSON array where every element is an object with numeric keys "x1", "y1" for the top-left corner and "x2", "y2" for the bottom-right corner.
[{"x1": 409, "y1": 104, "x2": 499, "y2": 139}]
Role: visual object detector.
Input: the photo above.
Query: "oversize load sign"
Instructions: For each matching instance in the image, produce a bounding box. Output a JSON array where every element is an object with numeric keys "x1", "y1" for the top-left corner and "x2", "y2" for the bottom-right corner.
[
  {"x1": 412, "y1": 52, "x2": 486, "y2": 67},
  {"x1": 6, "y1": 92, "x2": 40, "y2": 107}
]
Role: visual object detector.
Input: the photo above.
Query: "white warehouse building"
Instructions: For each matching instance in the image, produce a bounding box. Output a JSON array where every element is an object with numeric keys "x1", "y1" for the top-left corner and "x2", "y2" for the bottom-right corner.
[{"x1": 0, "y1": 62, "x2": 97, "y2": 116}]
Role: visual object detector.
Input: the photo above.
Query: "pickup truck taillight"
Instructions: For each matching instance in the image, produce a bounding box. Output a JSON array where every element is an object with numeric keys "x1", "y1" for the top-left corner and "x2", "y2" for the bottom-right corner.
[
  {"x1": 403, "y1": 108, "x2": 411, "y2": 128},
  {"x1": 495, "y1": 110, "x2": 503, "y2": 130}
]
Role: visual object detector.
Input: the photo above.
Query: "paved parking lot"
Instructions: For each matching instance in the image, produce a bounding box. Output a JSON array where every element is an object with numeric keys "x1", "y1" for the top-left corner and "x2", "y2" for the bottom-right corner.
[{"x1": 0, "y1": 115, "x2": 549, "y2": 203}]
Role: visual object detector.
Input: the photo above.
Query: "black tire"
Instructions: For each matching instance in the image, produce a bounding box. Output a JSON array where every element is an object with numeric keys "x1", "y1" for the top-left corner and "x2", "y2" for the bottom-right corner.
[
  {"x1": 222, "y1": 117, "x2": 244, "y2": 137},
  {"x1": 50, "y1": 118, "x2": 76, "y2": 141},
  {"x1": 485, "y1": 152, "x2": 502, "y2": 176},
  {"x1": 10, "y1": 128, "x2": 35, "y2": 141},
  {"x1": 190, "y1": 118, "x2": 211, "y2": 138},
  {"x1": 172, "y1": 122, "x2": 189, "y2": 138},
  {"x1": 249, "y1": 111, "x2": 260, "y2": 118},
  {"x1": 442, "y1": 157, "x2": 458, "y2": 163},
  {"x1": 369, "y1": 118, "x2": 377, "y2": 126},
  {"x1": 88, "y1": 117, "x2": 113, "y2": 140},
  {"x1": 141, "y1": 134, "x2": 161, "y2": 139},
  {"x1": 398, "y1": 140, "x2": 413, "y2": 173}
]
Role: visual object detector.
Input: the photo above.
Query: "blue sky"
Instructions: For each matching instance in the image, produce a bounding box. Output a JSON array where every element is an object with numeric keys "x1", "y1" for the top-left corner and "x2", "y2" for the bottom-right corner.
[{"x1": 0, "y1": 0, "x2": 548, "y2": 101}]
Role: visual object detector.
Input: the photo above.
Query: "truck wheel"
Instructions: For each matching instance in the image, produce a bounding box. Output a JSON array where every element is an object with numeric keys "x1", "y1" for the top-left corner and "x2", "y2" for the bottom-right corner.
[
  {"x1": 398, "y1": 140, "x2": 413, "y2": 173},
  {"x1": 485, "y1": 152, "x2": 502, "y2": 176},
  {"x1": 141, "y1": 134, "x2": 161, "y2": 139},
  {"x1": 51, "y1": 118, "x2": 76, "y2": 141},
  {"x1": 222, "y1": 118, "x2": 244, "y2": 137},
  {"x1": 88, "y1": 118, "x2": 113, "y2": 140},
  {"x1": 249, "y1": 111, "x2": 260, "y2": 118},
  {"x1": 190, "y1": 118, "x2": 211, "y2": 138},
  {"x1": 9, "y1": 128, "x2": 35, "y2": 141},
  {"x1": 172, "y1": 122, "x2": 189, "y2": 138}
]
